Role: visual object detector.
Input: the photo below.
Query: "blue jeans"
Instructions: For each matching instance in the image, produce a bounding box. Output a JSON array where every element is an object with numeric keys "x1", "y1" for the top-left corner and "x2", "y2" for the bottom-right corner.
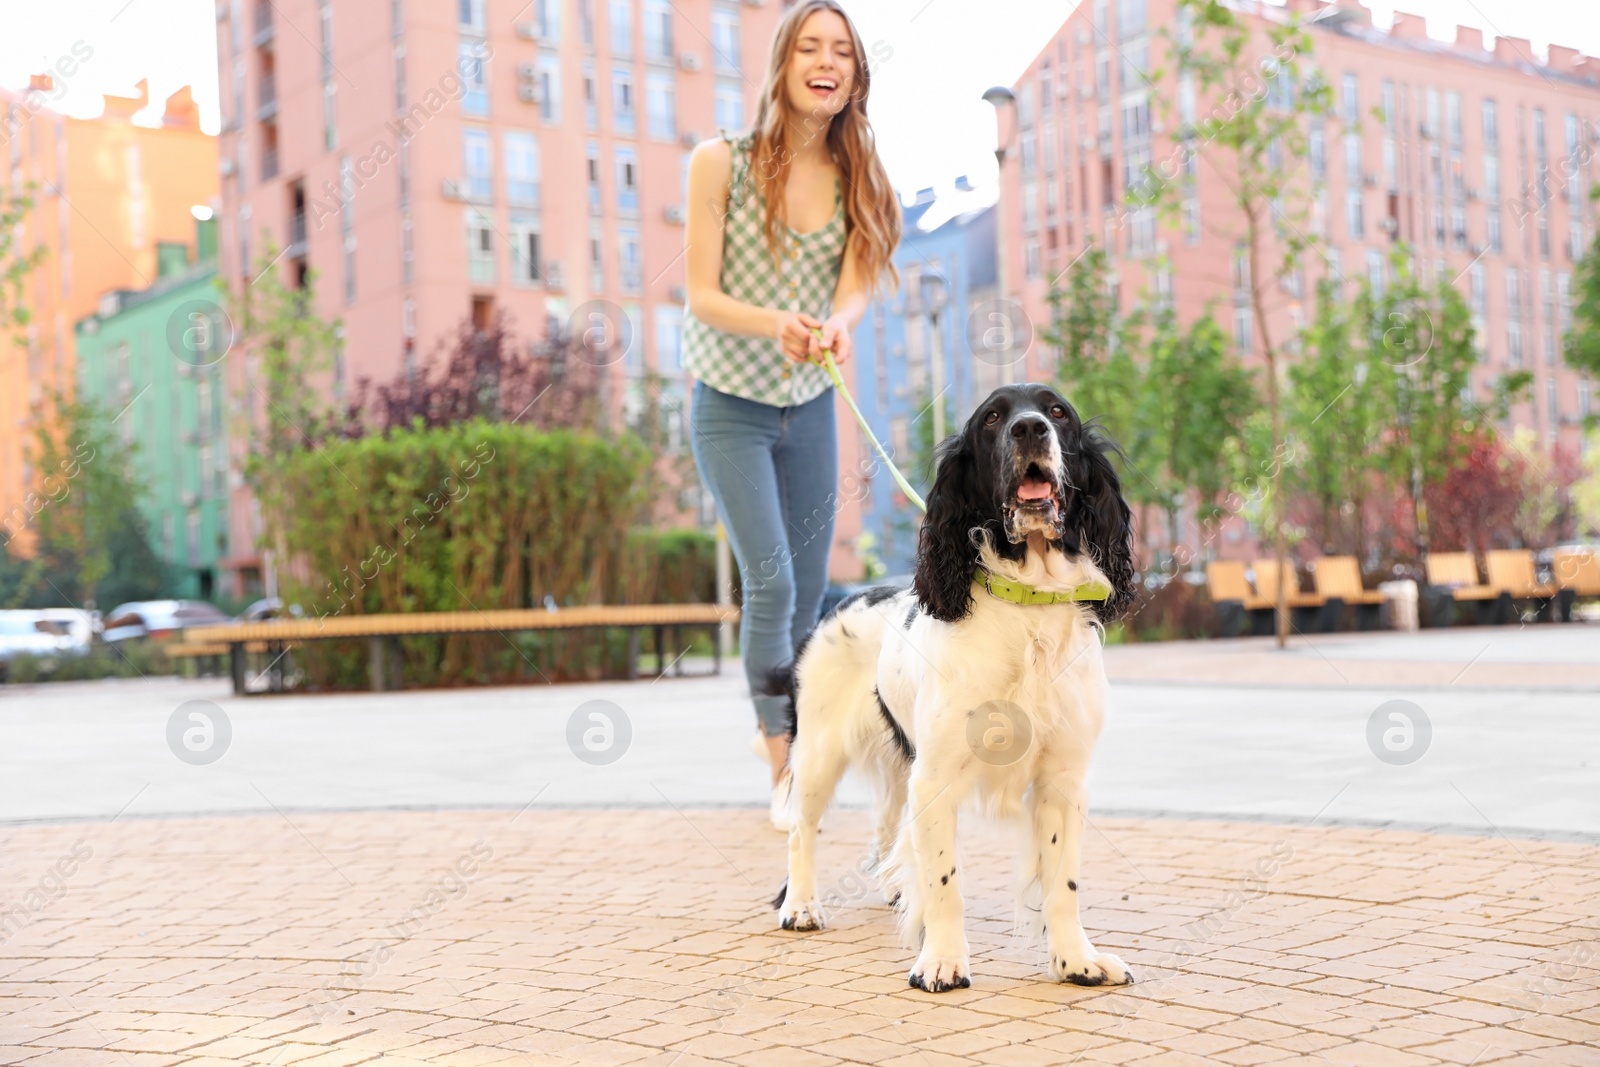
[{"x1": 690, "y1": 380, "x2": 838, "y2": 737}]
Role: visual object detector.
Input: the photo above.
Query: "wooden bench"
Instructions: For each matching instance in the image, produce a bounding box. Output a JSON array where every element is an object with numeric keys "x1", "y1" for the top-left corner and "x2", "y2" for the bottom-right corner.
[
  {"x1": 1553, "y1": 548, "x2": 1600, "y2": 621},
  {"x1": 1423, "y1": 551, "x2": 1509, "y2": 626},
  {"x1": 185, "y1": 604, "x2": 740, "y2": 695},
  {"x1": 1204, "y1": 560, "x2": 1333, "y2": 635},
  {"x1": 1252, "y1": 558, "x2": 1341, "y2": 633},
  {"x1": 1310, "y1": 556, "x2": 1385, "y2": 630},
  {"x1": 1205, "y1": 560, "x2": 1271, "y2": 637}
]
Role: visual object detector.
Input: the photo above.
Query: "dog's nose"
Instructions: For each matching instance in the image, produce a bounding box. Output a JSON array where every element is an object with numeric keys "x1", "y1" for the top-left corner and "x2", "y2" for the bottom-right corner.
[{"x1": 1010, "y1": 414, "x2": 1050, "y2": 441}]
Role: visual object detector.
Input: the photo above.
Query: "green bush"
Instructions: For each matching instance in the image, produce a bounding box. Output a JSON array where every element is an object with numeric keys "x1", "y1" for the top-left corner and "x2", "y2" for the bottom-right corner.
[
  {"x1": 1, "y1": 639, "x2": 174, "y2": 684},
  {"x1": 270, "y1": 420, "x2": 722, "y2": 688}
]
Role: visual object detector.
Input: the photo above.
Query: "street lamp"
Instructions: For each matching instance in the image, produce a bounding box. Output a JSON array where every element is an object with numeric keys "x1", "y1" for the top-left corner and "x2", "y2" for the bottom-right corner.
[
  {"x1": 982, "y1": 85, "x2": 1017, "y2": 382},
  {"x1": 919, "y1": 269, "x2": 950, "y2": 443}
]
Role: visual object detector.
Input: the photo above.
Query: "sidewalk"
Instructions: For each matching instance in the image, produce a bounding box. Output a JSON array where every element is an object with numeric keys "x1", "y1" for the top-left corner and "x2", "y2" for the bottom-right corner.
[{"x1": 3, "y1": 807, "x2": 1597, "y2": 1066}]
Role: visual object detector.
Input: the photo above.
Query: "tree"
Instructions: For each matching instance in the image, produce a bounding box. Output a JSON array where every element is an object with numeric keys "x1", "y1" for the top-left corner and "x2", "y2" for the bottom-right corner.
[
  {"x1": 227, "y1": 240, "x2": 344, "y2": 593},
  {"x1": 1146, "y1": 0, "x2": 1333, "y2": 646},
  {"x1": 1565, "y1": 224, "x2": 1600, "y2": 388},
  {"x1": 1287, "y1": 279, "x2": 1383, "y2": 561},
  {"x1": 6, "y1": 392, "x2": 167, "y2": 609},
  {"x1": 1046, "y1": 247, "x2": 1256, "y2": 566},
  {"x1": 0, "y1": 185, "x2": 44, "y2": 340},
  {"x1": 343, "y1": 310, "x2": 605, "y2": 434}
]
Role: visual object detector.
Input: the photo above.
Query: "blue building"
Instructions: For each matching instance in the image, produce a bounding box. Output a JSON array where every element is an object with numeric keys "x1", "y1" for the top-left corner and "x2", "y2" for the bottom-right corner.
[{"x1": 851, "y1": 184, "x2": 1003, "y2": 576}]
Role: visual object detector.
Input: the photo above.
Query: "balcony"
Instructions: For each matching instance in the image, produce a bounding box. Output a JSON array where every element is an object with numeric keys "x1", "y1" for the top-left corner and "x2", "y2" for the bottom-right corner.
[
  {"x1": 258, "y1": 72, "x2": 277, "y2": 121},
  {"x1": 253, "y1": 2, "x2": 274, "y2": 47}
]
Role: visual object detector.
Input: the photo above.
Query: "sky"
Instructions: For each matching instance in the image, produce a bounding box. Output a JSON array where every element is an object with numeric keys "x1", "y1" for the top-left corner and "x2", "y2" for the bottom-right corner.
[{"x1": 3, "y1": 0, "x2": 1598, "y2": 222}]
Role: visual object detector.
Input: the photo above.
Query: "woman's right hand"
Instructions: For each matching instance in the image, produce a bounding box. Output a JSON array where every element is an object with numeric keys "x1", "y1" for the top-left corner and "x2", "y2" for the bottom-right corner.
[{"x1": 773, "y1": 310, "x2": 824, "y2": 363}]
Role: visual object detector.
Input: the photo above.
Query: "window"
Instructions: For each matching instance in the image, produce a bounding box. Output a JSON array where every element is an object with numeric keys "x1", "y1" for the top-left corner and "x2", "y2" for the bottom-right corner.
[
  {"x1": 587, "y1": 143, "x2": 601, "y2": 213},
  {"x1": 1482, "y1": 99, "x2": 1498, "y2": 151},
  {"x1": 466, "y1": 209, "x2": 495, "y2": 284},
  {"x1": 322, "y1": 81, "x2": 337, "y2": 150},
  {"x1": 460, "y1": 39, "x2": 488, "y2": 116},
  {"x1": 1346, "y1": 188, "x2": 1363, "y2": 238},
  {"x1": 539, "y1": 56, "x2": 561, "y2": 122},
  {"x1": 394, "y1": 46, "x2": 406, "y2": 112},
  {"x1": 1020, "y1": 132, "x2": 1036, "y2": 175},
  {"x1": 715, "y1": 81, "x2": 743, "y2": 132},
  {"x1": 645, "y1": 0, "x2": 673, "y2": 62},
  {"x1": 1446, "y1": 92, "x2": 1461, "y2": 148},
  {"x1": 340, "y1": 156, "x2": 355, "y2": 303},
  {"x1": 1343, "y1": 132, "x2": 1360, "y2": 182},
  {"x1": 616, "y1": 146, "x2": 639, "y2": 214},
  {"x1": 401, "y1": 214, "x2": 413, "y2": 284},
  {"x1": 609, "y1": 0, "x2": 633, "y2": 56},
  {"x1": 711, "y1": 5, "x2": 739, "y2": 73},
  {"x1": 1367, "y1": 249, "x2": 1383, "y2": 298},
  {"x1": 590, "y1": 221, "x2": 605, "y2": 291},
  {"x1": 655, "y1": 305, "x2": 684, "y2": 374},
  {"x1": 533, "y1": 0, "x2": 560, "y2": 42},
  {"x1": 583, "y1": 64, "x2": 597, "y2": 129},
  {"x1": 619, "y1": 225, "x2": 641, "y2": 292},
  {"x1": 510, "y1": 216, "x2": 542, "y2": 284},
  {"x1": 1381, "y1": 81, "x2": 1394, "y2": 131},
  {"x1": 505, "y1": 132, "x2": 539, "y2": 206},
  {"x1": 1117, "y1": 0, "x2": 1146, "y2": 38},
  {"x1": 1341, "y1": 72, "x2": 1358, "y2": 125},
  {"x1": 1233, "y1": 305, "x2": 1251, "y2": 352},
  {"x1": 458, "y1": 0, "x2": 484, "y2": 31},
  {"x1": 1484, "y1": 155, "x2": 1499, "y2": 203},
  {"x1": 646, "y1": 73, "x2": 675, "y2": 140},
  {"x1": 1309, "y1": 125, "x2": 1325, "y2": 179},
  {"x1": 463, "y1": 127, "x2": 492, "y2": 201},
  {"x1": 613, "y1": 67, "x2": 635, "y2": 135},
  {"x1": 460, "y1": 128, "x2": 489, "y2": 199}
]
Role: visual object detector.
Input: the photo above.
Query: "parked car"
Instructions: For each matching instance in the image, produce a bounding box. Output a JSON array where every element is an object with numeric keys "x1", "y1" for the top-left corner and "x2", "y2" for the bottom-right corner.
[
  {"x1": 36, "y1": 609, "x2": 95, "y2": 657},
  {"x1": 100, "y1": 600, "x2": 233, "y2": 643},
  {"x1": 0, "y1": 611, "x2": 68, "y2": 674}
]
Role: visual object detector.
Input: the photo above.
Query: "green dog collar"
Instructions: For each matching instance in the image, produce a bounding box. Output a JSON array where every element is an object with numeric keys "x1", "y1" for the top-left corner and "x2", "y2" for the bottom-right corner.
[{"x1": 973, "y1": 567, "x2": 1111, "y2": 605}]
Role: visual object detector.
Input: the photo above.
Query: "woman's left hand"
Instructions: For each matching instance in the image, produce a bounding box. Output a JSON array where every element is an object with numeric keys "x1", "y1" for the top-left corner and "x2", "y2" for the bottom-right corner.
[{"x1": 809, "y1": 315, "x2": 853, "y2": 366}]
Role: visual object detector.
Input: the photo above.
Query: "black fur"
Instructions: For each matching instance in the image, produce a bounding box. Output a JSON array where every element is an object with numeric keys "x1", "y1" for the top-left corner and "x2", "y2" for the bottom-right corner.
[
  {"x1": 875, "y1": 688, "x2": 915, "y2": 761},
  {"x1": 912, "y1": 385, "x2": 1136, "y2": 625}
]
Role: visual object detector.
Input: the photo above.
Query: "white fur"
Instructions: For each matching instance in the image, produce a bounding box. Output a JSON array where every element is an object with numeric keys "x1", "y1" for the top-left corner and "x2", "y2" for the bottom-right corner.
[{"x1": 777, "y1": 533, "x2": 1133, "y2": 991}]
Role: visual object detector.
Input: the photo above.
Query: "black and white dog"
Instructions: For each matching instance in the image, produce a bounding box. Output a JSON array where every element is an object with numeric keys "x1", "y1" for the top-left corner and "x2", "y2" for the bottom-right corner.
[{"x1": 768, "y1": 383, "x2": 1137, "y2": 992}]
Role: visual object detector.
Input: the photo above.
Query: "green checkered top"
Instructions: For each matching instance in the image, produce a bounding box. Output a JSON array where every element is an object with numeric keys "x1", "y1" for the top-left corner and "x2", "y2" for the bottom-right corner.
[{"x1": 682, "y1": 130, "x2": 845, "y2": 408}]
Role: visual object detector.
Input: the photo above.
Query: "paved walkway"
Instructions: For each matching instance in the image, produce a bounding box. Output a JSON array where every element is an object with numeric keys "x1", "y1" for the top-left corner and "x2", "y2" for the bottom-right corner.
[
  {"x1": 3, "y1": 808, "x2": 1597, "y2": 1066},
  {"x1": 3, "y1": 626, "x2": 1595, "y2": 835}
]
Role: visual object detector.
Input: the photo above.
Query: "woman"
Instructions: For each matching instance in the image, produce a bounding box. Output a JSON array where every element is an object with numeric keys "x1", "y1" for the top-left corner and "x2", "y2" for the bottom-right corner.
[{"x1": 683, "y1": 0, "x2": 900, "y2": 830}]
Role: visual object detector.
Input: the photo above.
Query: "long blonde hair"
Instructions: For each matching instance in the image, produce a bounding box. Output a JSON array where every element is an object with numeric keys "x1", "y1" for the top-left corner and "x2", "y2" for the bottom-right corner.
[{"x1": 748, "y1": 0, "x2": 900, "y2": 297}]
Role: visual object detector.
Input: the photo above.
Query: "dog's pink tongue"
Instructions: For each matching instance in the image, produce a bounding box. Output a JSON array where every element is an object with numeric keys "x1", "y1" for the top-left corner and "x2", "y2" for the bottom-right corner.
[{"x1": 1017, "y1": 479, "x2": 1052, "y2": 501}]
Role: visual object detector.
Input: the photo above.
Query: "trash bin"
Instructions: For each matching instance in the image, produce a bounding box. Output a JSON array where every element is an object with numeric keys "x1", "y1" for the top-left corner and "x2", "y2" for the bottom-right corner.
[{"x1": 1378, "y1": 579, "x2": 1419, "y2": 632}]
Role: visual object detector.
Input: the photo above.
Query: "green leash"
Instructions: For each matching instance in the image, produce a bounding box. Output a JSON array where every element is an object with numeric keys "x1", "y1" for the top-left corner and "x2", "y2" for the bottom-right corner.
[
  {"x1": 806, "y1": 329, "x2": 1107, "y2": 606},
  {"x1": 808, "y1": 328, "x2": 926, "y2": 513}
]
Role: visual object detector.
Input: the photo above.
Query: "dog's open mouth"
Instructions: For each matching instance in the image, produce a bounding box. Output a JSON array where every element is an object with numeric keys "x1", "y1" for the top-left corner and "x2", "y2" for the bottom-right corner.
[
  {"x1": 1002, "y1": 463, "x2": 1064, "y2": 543},
  {"x1": 1012, "y1": 463, "x2": 1060, "y2": 510}
]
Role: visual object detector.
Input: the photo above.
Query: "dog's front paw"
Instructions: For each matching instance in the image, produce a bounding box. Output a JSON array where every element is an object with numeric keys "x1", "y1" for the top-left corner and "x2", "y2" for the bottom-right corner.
[
  {"x1": 777, "y1": 893, "x2": 825, "y2": 932},
  {"x1": 908, "y1": 950, "x2": 971, "y2": 992},
  {"x1": 1048, "y1": 944, "x2": 1134, "y2": 986}
]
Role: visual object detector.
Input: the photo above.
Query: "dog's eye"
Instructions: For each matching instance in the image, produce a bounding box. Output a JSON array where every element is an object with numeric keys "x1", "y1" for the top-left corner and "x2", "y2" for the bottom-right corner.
[
  {"x1": 1049, "y1": 404, "x2": 1067, "y2": 420},
  {"x1": 984, "y1": 410, "x2": 999, "y2": 426}
]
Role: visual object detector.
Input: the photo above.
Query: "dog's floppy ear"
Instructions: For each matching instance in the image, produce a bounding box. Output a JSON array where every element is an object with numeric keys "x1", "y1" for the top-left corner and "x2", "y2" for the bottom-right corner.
[
  {"x1": 913, "y1": 430, "x2": 984, "y2": 624},
  {"x1": 1074, "y1": 427, "x2": 1137, "y2": 622}
]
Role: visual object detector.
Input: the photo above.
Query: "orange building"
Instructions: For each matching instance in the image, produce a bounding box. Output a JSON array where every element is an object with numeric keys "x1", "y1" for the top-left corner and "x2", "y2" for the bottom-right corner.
[{"x1": 0, "y1": 78, "x2": 218, "y2": 557}]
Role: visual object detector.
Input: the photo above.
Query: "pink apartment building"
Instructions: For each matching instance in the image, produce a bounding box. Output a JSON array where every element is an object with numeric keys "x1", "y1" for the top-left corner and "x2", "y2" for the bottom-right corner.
[
  {"x1": 213, "y1": 0, "x2": 869, "y2": 594},
  {"x1": 998, "y1": 0, "x2": 1600, "y2": 501}
]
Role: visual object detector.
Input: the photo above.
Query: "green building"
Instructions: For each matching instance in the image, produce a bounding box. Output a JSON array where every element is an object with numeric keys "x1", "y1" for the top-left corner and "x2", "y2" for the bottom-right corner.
[{"x1": 75, "y1": 218, "x2": 231, "y2": 602}]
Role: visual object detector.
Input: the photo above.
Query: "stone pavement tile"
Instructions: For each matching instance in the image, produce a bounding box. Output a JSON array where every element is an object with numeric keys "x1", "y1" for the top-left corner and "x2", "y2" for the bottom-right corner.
[{"x1": 4, "y1": 809, "x2": 1600, "y2": 1066}]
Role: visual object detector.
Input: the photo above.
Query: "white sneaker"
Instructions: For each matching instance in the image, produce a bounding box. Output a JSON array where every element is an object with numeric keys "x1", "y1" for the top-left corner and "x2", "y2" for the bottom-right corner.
[{"x1": 770, "y1": 766, "x2": 794, "y2": 833}]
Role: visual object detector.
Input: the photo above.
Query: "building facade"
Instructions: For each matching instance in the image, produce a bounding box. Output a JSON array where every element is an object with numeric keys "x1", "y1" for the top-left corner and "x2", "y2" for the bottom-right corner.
[
  {"x1": 212, "y1": 0, "x2": 870, "y2": 594},
  {"x1": 74, "y1": 221, "x2": 229, "y2": 600},
  {"x1": 0, "y1": 77, "x2": 218, "y2": 556},
  {"x1": 998, "y1": 0, "x2": 1600, "y2": 465}
]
